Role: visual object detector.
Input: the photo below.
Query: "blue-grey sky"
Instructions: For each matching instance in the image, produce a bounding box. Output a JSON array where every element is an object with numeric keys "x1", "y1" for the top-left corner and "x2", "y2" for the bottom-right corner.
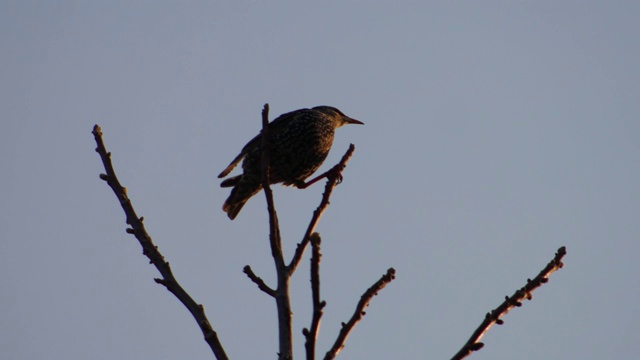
[{"x1": 2, "y1": 2, "x2": 638, "y2": 359}]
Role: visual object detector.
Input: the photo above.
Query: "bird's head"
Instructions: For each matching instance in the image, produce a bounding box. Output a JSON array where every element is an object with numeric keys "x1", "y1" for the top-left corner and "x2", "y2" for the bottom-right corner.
[{"x1": 312, "y1": 106, "x2": 364, "y2": 127}]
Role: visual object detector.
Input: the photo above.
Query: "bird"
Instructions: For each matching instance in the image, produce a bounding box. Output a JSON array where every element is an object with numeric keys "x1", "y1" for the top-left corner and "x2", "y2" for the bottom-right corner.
[{"x1": 218, "y1": 105, "x2": 364, "y2": 220}]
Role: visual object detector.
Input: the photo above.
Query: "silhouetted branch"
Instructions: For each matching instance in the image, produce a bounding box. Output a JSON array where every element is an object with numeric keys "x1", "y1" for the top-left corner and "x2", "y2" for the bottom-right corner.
[
  {"x1": 303, "y1": 233, "x2": 325, "y2": 360},
  {"x1": 324, "y1": 268, "x2": 396, "y2": 360},
  {"x1": 92, "y1": 125, "x2": 228, "y2": 360},
  {"x1": 258, "y1": 104, "x2": 293, "y2": 360},
  {"x1": 288, "y1": 144, "x2": 356, "y2": 274},
  {"x1": 243, "y1": 265, "x2": 276, "y2": 297},
  {"x1": 451, "y1": 246, "x2": 567, "y2": 360},
  {"x1": 260, "y1": 104, "x2": 285, "y2": 265}
]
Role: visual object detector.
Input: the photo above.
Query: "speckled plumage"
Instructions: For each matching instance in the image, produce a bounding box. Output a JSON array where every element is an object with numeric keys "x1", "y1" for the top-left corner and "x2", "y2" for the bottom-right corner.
[{"x1": 218, "y1": 106, "x2": 363, "y2": 220}]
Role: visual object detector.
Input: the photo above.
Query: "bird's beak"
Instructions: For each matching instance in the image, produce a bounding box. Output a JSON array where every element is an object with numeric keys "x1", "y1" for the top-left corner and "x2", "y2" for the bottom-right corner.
[{"x1": 346, "y1": 117, "x2": 364, "y2": 125}]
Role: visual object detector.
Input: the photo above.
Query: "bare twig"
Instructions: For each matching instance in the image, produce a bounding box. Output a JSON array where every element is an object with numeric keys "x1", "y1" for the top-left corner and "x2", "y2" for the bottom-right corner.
[
  {"x1": 303, "y1": 233, "x2": 326, "y2": 360},
  {"x1": 288, "y1": 145, "x2": 356, "y2": 274},
  {"x1": 324, "y1": 268, "x2": 396, "y2": 360},
  {"x1": 451, "y1": 246, "x2": 567, "y2": 360},
  {"x1": 92, "y1": 125, "x2": 228, "y2": 360},
  {"x1": 243, "y1": 265, "x2": 276, "y2": 297},
  {"x1": 258, "y1": 104, "x2": 294, "y2": 360},
  {"x1": 260, "y1": 104, "x2": 285, "y2": 265}
]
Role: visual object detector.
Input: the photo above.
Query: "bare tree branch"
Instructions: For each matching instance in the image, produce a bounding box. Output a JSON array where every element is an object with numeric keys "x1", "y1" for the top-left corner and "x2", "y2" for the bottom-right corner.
[
  {"x1": 258, "y1": 104, "x2": 294, "y2": 360},
  {"x1": 260, "y1": 104, "x2": 285, "y2": 267},
  {"x1": 92, "y1": 125, "x2": 229, "y2": 360},
  {"x1": 324, "y1": 268, "x2": 396, "y2": 360},
  {"x1": 303, "y1": 233, "x2": 326, "y2": 360},
  {"x1": 451, "y1": 246, "x2": 567, "y2": 360},
  {"x1": 288, "y1": 145, "x2": 356, "y2": 275},
  {"x1": 243, "y1": 265, "x2": 276, "y2": 297}
]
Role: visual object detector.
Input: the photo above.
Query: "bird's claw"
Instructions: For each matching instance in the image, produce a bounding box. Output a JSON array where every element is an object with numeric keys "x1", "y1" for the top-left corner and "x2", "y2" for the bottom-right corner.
[{"x1": 328, "y1": 166, "x2": 344, "y2": 184}]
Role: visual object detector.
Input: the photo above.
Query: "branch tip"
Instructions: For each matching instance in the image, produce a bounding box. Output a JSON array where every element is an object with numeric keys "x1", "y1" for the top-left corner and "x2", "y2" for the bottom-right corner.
[
  {"x1": 243, "y1": 265, "x2": 276, "y2": 297},
  {"x1": 325, "y1": 267, "x2": 396, "y2": 359},
  {"x1": 450, "y1": 247, "x2": 567, "y2": 360},
  {"x1": 261, "y1": 103, "x2": 270, "y2": 129},
  {"x1": 386, "y1": 267, "x2": 396, "y2": 278},
  {"x1": 310, "y1": 232, "x2": 321, "y2": 245}
]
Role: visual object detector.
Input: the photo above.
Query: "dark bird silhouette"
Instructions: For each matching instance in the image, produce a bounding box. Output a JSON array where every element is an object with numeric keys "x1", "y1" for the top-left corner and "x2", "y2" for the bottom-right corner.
[{"x1": 218, "y1": 106, "x2": 363, "y2": 220}]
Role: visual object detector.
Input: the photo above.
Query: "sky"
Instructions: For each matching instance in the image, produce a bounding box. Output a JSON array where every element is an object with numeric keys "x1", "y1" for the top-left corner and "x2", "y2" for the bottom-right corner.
[{"x1": 1, "y1": 2, "x2": 639, "y2": 359}]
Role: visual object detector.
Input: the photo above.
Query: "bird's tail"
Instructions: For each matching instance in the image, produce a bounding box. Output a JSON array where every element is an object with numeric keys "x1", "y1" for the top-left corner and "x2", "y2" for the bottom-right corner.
[
  {"x1": 222, "y1": 180, "x2": 262, "y2": 220},
  {"x1": 223, "y1": 198, "x2": 248, "y2": 220},
  {"x1": 220, "y1": 175, "x2": 241, "y2": 188}
]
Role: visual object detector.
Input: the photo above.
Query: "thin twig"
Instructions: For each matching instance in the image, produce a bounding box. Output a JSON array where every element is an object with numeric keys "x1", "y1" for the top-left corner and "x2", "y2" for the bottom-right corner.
[
  {"x1": 258, "y1": 104, "x2": 293, "y2": 360},
  {"x1": 243, "y1": 265, "x2": 276, "y2": 297},
  {"x1": 451, "y1": 246, "x2": 567, "y2": 360},
  {"x1": 288, "y1": 144, "x2": 356, "y2": 275},
  {"x1": 92, "y1": 125, "x2": 228, "y2": 360},
  {"x1": 324, "y1": 268, "x2": 396, "y2": 360},
  {"x1": 259, "y1": 103, "x2": 284, "y2": 265},
  {"x1": 303, "y1": 233, "x2": 326, "y2": 360}
]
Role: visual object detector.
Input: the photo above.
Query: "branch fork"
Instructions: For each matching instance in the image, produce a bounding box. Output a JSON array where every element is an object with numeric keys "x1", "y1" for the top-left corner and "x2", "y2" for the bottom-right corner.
[{"x1": 243, "y1": 104, "x2": 393, "y2": 360}]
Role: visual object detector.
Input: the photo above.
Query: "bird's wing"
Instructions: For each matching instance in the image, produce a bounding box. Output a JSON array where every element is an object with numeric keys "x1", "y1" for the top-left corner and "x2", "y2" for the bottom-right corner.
[{"x1": 217, "y1": 108, "x2": 310, "y2": 178}]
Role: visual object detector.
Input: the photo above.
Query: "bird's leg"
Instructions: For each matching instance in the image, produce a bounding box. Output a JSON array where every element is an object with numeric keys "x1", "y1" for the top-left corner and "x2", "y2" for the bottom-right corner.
[{"x1": 294, "y1": 164, "x2": 344, "y2": 189}]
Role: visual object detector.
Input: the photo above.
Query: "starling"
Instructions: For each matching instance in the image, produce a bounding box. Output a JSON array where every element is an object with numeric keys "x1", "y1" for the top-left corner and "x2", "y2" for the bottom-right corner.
[{"x1": 218, "y1": 106, "x2": 363, "y2": 220}]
